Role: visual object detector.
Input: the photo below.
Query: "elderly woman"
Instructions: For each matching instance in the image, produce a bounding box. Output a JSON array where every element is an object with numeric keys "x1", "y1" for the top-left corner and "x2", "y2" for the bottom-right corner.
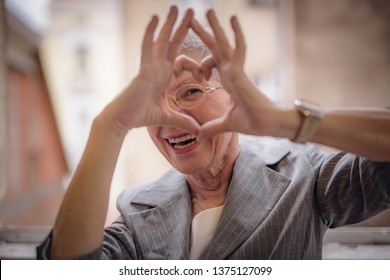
[{"x1": 38, "y1": 7, "x2": 390, "y2": 259}]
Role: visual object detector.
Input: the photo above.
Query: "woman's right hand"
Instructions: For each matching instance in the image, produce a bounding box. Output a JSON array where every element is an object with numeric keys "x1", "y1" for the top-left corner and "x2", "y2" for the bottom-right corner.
[{"x1": 101, "y1": 6, "x2": 200, "y2": 135}]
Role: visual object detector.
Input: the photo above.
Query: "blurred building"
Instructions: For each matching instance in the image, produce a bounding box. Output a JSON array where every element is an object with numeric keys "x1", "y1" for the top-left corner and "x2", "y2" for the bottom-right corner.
[
  {"x1": 0, "y1": 0, "x2": 67, "y2": 226},
  {"x1": 293, "y1": 0, "x2": 390, "y2": 107},
  {"x1": 41, "y1": 0, "x2": 127, "y2": 223}
]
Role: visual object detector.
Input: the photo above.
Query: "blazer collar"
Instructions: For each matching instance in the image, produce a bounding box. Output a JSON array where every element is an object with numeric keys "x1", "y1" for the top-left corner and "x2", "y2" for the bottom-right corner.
[
  {"x1": 129, "y1": 169, "x2": 187, "y2": 206},
  {"x1": 126, "y1": 170, "x2": 191, "y2": 259},
  {"x1": 203, "y1": 138, "x2": 291, "y2": 259}
]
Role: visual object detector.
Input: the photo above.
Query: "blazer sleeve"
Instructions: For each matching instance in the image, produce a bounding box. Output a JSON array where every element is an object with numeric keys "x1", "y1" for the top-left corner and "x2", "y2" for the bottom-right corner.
[
  {"x1": 36, "y1": 216, "x2": 138, "y2": 260},
  {"x1": 310, "y1": 148, "x2": 390, "y2": 228}
]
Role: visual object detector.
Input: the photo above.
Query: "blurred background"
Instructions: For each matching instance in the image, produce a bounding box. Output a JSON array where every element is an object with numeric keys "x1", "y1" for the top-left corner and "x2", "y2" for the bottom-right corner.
[{"x1": 0, "y1": 0, "x2": 389, "y2": 259}]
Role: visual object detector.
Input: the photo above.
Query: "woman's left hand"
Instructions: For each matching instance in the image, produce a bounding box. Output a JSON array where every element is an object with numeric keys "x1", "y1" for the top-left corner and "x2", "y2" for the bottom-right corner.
[{"x1": 191, "y1": 11, "x2": 289, "y2": 140}]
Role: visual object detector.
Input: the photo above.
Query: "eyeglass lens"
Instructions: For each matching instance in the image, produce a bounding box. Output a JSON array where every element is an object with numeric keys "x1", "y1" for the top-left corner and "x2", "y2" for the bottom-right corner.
[{"x1": 174, "y1": 84, "x2": 206, "y2": 109}]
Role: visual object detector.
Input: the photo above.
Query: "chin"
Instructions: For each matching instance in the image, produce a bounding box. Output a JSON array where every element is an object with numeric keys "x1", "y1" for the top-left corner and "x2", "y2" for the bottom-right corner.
[{"x1": 169, "y1": 157, "x2": 213, "y2": 175}]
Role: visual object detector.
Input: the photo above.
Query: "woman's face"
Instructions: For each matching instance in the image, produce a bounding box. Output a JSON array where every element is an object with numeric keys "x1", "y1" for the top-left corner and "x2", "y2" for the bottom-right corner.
[{"x1": 147, "y1": 60, "x2": 238, "y2": 175}]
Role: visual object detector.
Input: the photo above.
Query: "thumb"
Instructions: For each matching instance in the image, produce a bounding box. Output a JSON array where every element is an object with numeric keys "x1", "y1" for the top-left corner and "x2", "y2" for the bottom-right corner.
[
  {"x1": 200, "y1": 55, "x2": 217, "y2": 81},
  {"x1": 166, "y1": 110, "x2": 201, "y2": 135},
  {"x1": 197, "y1": 116, "x2": 229, "y2": 141},
  {"x1": 174, "y1": 54, "x2": 203, "y2": 81}
]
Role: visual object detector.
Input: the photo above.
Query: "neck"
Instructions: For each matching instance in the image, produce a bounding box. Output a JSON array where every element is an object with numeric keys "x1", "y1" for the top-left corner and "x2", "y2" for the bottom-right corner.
[{"x1": 186, "y1": 136, "x2": 240, "y2": 216}]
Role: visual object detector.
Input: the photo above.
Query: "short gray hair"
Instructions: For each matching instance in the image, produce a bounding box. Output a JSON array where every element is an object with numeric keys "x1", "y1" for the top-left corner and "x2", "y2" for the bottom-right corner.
[{"x1": 181, "y1": 29, "x2": 211, "y2": 60}]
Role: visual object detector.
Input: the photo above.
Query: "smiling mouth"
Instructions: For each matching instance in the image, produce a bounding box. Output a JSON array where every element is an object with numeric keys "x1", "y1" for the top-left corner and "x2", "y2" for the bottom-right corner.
[{"x1": 166, "y1": 134, "x2": 197, "y2": 150}]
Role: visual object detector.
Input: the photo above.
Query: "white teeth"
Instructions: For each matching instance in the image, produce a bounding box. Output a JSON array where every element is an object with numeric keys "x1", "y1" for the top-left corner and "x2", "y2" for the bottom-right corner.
[
  {"x1": 168, "y1": 134, "x2": 196, "y2": 144},
  {"x1": 166, "y1": 134, "x2": 197, "y2": 150}
]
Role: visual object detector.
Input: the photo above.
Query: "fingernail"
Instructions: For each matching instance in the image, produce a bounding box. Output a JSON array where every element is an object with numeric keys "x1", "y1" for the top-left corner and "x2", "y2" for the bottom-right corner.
[
  {"x1": 186, "y1": 8, "x2": 194, "y2": 16},
  {"x1": 150, "y1": 15, "x2": 158, "y2": 24},
  {"x1": 168, "y1": 5, "x2": 178, "y2": 17}
]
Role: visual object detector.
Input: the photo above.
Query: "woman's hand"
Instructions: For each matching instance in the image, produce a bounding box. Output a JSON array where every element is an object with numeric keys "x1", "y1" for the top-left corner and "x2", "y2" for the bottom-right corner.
[
  {"x1": 191, "y1": 11, "x2": 287, "y2": 140},
  {"x1": 102, "y1": 7, "x2": 200, "y2": 134}
]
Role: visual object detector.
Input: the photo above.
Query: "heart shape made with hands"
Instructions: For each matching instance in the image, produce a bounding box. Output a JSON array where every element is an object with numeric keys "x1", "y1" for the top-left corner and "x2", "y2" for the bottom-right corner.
[
  {"x1": 172, "y1": 53, "x2": 235, "y2": 140},
  {"x1": 173, "y1": 54, "x2": 216, "y2": 82},
  {"x1": 166, "y1": 13, "x2": 270, "y2": 141}
]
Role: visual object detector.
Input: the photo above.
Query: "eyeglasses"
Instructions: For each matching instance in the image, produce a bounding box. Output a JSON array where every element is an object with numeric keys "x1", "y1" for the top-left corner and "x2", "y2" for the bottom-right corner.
[{"x1": 169, "y1": 83, "x2": 221, "y2": 109}]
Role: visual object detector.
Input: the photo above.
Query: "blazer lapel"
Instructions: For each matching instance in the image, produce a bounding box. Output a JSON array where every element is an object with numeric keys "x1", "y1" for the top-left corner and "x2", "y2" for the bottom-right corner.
[
  {"x1": 126, "y1": 170, "x2": 192, "y2": 259},
  {"x1": 204, "y1": 138, "x2": 291, "y2": 259}
]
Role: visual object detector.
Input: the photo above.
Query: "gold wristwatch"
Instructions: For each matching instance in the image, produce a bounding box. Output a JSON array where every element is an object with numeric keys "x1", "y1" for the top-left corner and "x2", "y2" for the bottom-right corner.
[{"x1": 293, "y1": 99, "x2": 324, "y2": 144}]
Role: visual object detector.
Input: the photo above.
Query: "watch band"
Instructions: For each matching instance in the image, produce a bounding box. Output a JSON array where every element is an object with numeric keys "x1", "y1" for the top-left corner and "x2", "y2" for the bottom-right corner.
[{"x1": 293, "y1": 99, "x2": 324, "y2": 144}]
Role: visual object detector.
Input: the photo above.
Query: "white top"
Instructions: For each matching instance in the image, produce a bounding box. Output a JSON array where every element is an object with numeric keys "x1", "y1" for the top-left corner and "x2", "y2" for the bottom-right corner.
[{"x1": 189, "y1": 205, "x2": 224, "y2": 260}]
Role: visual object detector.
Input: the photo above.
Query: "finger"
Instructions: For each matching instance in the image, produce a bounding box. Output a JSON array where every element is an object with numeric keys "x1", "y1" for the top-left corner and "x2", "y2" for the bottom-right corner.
[
  {"x1": 167, "y1": 9, "x2": 194, "y2": 62},
  {"x1": 231, "y1": 15, "x2": 246, "y2": 66},
  {"x1": 174, "y1": 54, "x2": 203, "y2": 81},
  {"x1": 190, "y1": 18, "x2": 218, "y2": 51},
  {"x1": 155, "y1": 6, "x2": 178, "y2": 58},
  {"x1": 167, "y1": 111, "x2": 201, "y2": 135},
  {"x1": 197, "y1": 116, "x2": 230, "y2": 141},
  {"x1": 200, "y1": 55, "x2": 217, "y2": 80},
  {"x1": 206, "y1": 10, "x2": 232, "y2": 58},
  {"x1": 140, "y1": 15, "x2": 158, "y2": 64}
]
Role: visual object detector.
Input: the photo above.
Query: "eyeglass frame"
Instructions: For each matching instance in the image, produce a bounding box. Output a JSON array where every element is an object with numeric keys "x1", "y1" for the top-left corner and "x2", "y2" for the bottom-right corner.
[{"x1": 168, "y1": 83, "x2": 222, "y2": 110}]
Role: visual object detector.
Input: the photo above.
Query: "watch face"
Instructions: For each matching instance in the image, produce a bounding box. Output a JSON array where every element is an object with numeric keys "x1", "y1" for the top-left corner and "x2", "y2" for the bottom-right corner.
[
  {"x1": 293, "y1": 99, "x2": 324, "y2": 143},
  {"x1": 294, "y1": 99, "x2": 324, "y2": 119}
]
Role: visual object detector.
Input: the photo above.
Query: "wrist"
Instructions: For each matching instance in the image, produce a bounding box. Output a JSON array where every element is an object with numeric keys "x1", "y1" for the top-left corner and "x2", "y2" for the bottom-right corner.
[
  {"x1": 265, "y1": 106, "x2": 302, "y2": 140},
  {"x1": 94, "y1": 107, "x2": 129, "y2": 141}
]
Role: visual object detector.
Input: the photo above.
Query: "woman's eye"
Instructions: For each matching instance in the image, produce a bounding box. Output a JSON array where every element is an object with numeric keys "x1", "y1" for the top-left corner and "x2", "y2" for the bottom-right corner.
[{"x1": 184, "y1": 88, "x2": 203, "y2": 97}]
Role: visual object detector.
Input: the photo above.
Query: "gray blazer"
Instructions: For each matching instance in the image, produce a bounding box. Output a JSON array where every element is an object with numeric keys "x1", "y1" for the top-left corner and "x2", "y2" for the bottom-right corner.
[{"x1": 37, "y1": 138, "x2": 390, "y2": 259}]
